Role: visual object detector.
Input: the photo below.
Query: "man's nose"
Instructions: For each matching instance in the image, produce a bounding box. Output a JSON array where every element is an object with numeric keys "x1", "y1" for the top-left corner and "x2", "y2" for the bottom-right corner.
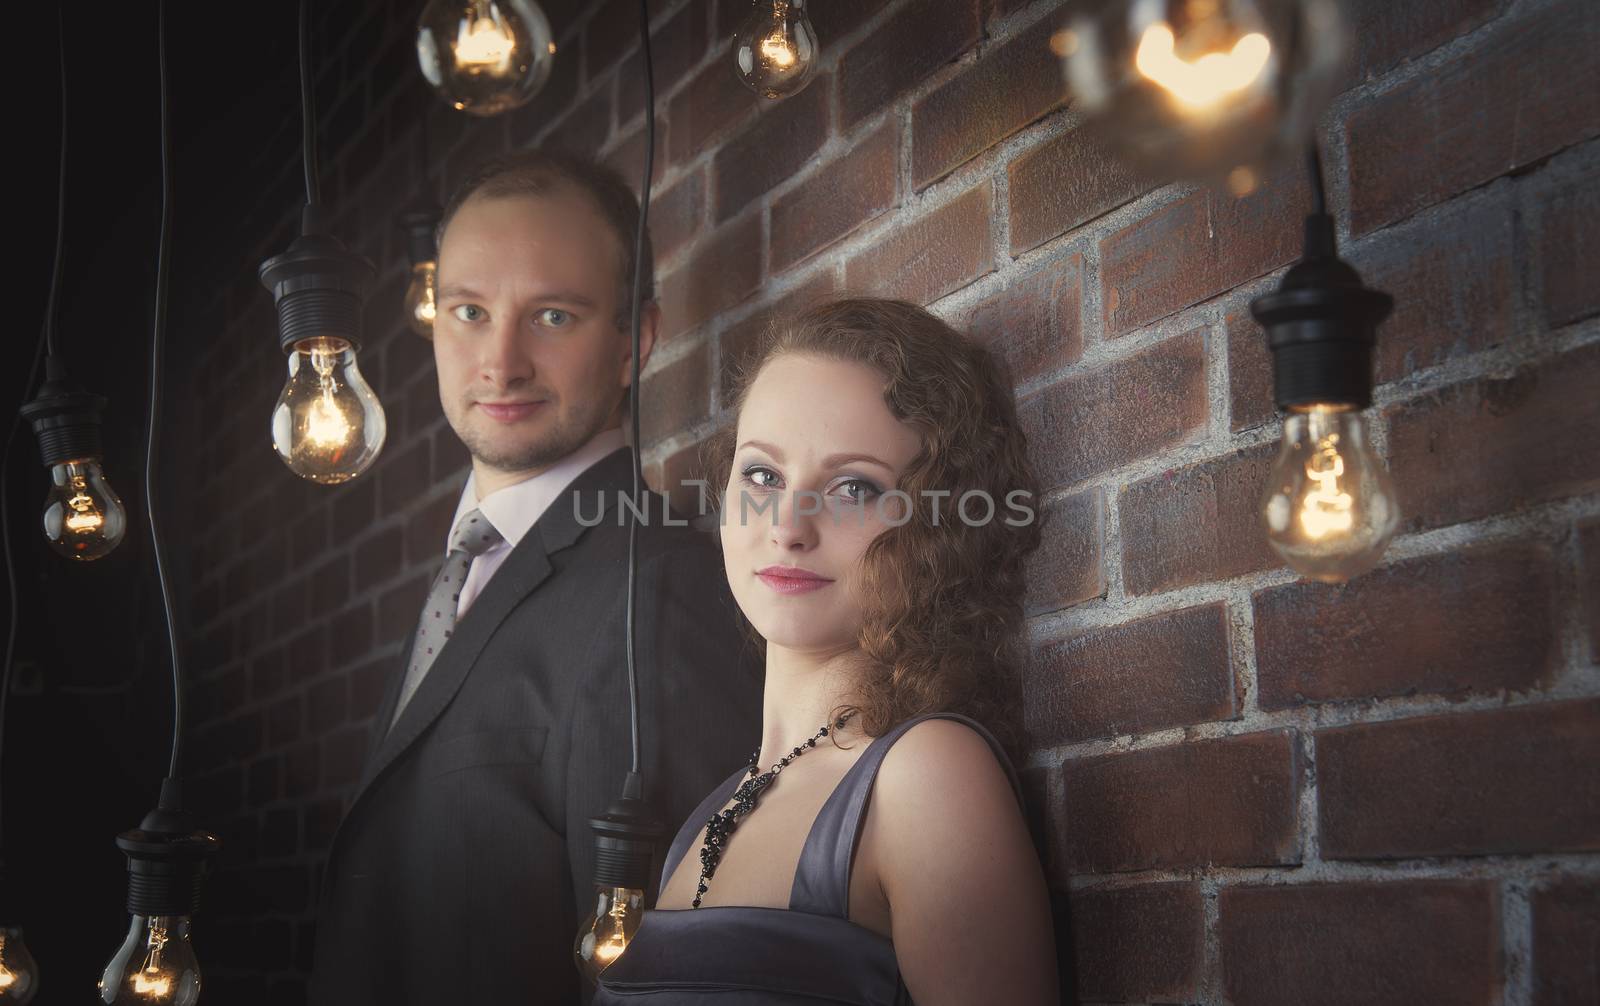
[{"x1": 479, "y1": 314, "x2": 534, "y2": 386}]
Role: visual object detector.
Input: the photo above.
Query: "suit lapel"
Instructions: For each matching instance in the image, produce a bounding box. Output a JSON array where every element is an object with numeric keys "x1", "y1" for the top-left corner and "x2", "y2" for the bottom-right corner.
[{"x1": 337, "y1": 447, "x2": 638, "y2": 827}]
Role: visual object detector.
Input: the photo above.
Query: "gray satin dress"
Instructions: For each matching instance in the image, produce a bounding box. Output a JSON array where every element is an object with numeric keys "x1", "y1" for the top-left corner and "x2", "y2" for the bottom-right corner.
[{"x1": 592, "y1": 713, "x2": 1021, "y2": 1005}]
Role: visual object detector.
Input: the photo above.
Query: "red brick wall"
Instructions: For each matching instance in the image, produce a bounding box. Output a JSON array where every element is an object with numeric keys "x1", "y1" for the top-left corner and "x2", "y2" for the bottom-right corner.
[{"x1": 172, "y1": 0, "x2": 1600, "y2": 1001}]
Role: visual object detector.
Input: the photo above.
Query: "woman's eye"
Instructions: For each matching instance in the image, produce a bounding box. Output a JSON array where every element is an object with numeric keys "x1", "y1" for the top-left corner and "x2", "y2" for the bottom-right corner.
[
  {"x1": 741, "y1": 465, "x2": 780, "y2": 489},
  {"x1": 534, "y1": 308, "x2": 571, "y2": 327},
  {"x1": 833, "y1": 478, "x2": 880, "y2": 503},
  {"x1": 451, "y1": 304, "x2": 485, "y2": 322}
]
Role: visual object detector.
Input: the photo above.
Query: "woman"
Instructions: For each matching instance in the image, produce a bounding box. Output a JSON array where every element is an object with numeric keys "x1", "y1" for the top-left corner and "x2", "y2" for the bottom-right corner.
[{"x1": 594, "y1": 299, "x2": 1058, "y2": 1004}]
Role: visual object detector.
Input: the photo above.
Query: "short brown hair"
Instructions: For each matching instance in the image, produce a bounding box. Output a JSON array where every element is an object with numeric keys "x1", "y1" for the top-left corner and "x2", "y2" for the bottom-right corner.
[
  {"x1": 706, "y1": 298, "x2": 1044, "y2": 760},
  {"x1": 439, "y1": 149, "x2": 655, "y2": 331}
]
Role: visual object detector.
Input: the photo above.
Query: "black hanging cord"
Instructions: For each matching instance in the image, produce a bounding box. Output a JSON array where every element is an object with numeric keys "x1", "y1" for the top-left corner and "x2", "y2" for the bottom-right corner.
[
  {"x1": 623, "y1": 0, "x2": 657, "y2": 782},
  {"x1": 147, "y1": 0, "x2": 185, "y2": 782},
  {"x1": 43, "y1": 6, "x2": 67, "y2": 360},
  {"x1": 300, "y1": 0, "x2": 321, "y2": 207},
  {"x1": 1306, "y1": 143, "x2": 1327, "y2": 218}
]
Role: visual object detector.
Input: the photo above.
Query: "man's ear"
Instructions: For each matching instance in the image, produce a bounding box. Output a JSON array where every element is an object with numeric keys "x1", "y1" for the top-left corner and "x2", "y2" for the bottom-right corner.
[{"x1": 620, "y1": 300, "x2": 661, "y2": 388}]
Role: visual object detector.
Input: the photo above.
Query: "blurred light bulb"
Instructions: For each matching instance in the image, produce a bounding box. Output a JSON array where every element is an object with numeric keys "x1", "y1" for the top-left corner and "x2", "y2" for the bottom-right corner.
[
  {"x1": 1261, "y1": 406, "x2": 1399, "y2": 583},
  {"x1": 42, "y1": 458, "x2": 127, "y2": 561},
  {"x1": 270, "y1": 337, "x2": 386, "y2": 485},
  {"x1": 405, "y1": 261, "x2": 438, "y2": 337},
  {"x1": 0, "y1": 928, "x2": 39, "y2": 1004},
  {"x1": 418, "y1": 0, "x2": 556, "y2": 116},
  {"x1": 98, "y1": 916, "x2": 199, "y2": 1005},
  {"x1": 1061, "y1": 0, "x2": 1344, "y2": 180},
  {"x1": 574, "y1": 885, "x2": 643, "y2": 983},
  {"x1": 733, "y1": 0, "x2": 818, "y2": 99}
]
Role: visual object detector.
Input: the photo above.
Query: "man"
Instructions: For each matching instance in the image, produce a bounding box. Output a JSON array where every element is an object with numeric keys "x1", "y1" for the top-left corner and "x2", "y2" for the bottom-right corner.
[{"x1": 309, "y1": 150, "x2": 762, "y2": 1004}]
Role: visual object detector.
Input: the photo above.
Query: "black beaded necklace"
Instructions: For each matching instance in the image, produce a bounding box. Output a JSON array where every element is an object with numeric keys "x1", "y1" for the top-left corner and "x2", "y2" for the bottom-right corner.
[{"x1": 691, "y1": 712, "x2": 856, "y2": 908}]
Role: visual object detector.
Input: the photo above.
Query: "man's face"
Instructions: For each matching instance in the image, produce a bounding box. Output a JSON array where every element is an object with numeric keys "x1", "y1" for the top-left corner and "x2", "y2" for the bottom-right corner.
[{"x1": 433, "y1": 189, "x2": 630, "y2": 480}]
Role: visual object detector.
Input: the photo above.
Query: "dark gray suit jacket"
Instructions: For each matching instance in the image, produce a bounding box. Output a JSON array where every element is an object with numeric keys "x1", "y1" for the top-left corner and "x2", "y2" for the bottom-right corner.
[{"x1": 309, "y1": 447, "x2": 763, "y2": 1004}]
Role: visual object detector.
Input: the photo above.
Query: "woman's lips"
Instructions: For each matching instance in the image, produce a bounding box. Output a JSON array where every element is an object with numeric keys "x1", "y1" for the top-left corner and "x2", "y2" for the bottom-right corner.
[
  {"x1": 476, "y1": 401, "x2": 545, "y2": 423},
  {"x1": 756, "y1": 567, "x2": 833, "y2": 595}
]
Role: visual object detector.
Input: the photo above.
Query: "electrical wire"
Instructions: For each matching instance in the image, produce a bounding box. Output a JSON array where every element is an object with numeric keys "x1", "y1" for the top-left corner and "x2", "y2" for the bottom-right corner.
[
  {"x1": 624, "y1": 0, "x2": 657, "y2": 781},
  {"x1": 1307, "y1": 143, "x2": 1327, "y2": 217},
  {"x1": 299, "y1": 0, "x2": 321, "y2": 207},
  {"x1": 43, "y1": 5, "x2": 67, "y2": 361},
  {"x1": 148, "y1": 0, "x2": 185, "y2": 781}
]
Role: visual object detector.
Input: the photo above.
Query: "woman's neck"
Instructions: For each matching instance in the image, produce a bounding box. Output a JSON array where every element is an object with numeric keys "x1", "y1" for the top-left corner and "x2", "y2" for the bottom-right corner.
[{"x1": 757, "y1": 643, "x2": 868, "y2": 765}]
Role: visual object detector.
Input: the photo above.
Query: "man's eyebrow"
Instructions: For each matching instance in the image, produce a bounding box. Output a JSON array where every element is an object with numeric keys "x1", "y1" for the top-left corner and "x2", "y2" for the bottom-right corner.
[{"x1": 434, "y1": 285, "x2": 601, "y2": 310}]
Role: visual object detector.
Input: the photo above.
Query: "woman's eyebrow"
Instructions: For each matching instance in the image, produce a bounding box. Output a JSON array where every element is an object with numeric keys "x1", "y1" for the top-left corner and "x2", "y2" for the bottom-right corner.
[{"x1": 735, "y1": 441, "x2": 894, "y2": 474}]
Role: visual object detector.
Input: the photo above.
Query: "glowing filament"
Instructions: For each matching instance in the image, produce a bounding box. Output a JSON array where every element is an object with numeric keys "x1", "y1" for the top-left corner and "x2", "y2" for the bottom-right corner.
[
  {"x1": 133, "y1": 922, "x2": 174, "y2": 997},
  {"x1": 760, "y1": 32, "x2": 797, "y2": 67},
  {"x1": 593, "y1": 891, "x2": 632, "y2": 965},
  {"x1": 455, "y1": 2, "x2": 517, "y2": 75},
  {"x1": 306, "y1": 347, "x2": 354, "y2": 449},
  {"x1": 414, "y1": 286, "x2": 437, "y2": 324},
  {"x1": 1135, "y1": 23, "x2": 1271, "y2": 108},
  {"x1": 0, "y1": 965, "x2": 14, "y2": 989},
  {"x1": 1299, "y1": 434, "x2": 1354, "y2": 539}
]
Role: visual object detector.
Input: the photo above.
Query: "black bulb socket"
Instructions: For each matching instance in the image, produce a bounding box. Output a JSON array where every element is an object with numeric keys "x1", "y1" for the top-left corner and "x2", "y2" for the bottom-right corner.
[
  {"x1": 115, "y1": 779, "x2": 221, "y2": 918},
  {"x1": 1251, "y1": 213, "x2": 1393, "y2": 412},
  {"x1": 259, "y1": 205, "x2": 376, "y2": 355},
  {"x1": 19, "y1": 356, "x2": 107, "y2": 468},
  {"x1": 589, "y1": 775, "x2": 664, "y2": 891},
  {"x1": 400, "y1": 207, "x2": 440, "y2": 269}
]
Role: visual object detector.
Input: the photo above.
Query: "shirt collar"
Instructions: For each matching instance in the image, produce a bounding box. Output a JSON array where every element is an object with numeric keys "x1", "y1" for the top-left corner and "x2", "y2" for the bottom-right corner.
[{"x1": 447, "y1": 426, "x2": 629, "y2": 554}]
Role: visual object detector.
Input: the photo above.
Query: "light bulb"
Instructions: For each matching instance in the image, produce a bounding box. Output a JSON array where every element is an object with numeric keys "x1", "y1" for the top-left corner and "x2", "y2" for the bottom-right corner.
[
  {"x1": 733, "y1": 0, "x2": 819, "y2": 99},
  {"x1": 0, "y1": 928, "x2": 39, "y2": 1004},
  {"x1": 270, "y1": 336, "x2": 386, "y2": 485},
  {"x1": 1260, "y1": 406, "x2": 1399, "y2": 583},
  {"x1": 42, "y1": 458, "x2": 127, "y2": 561},
  {"x1": 418, "y1": 0, "x2": 556, "y2": 117},
  {"x1": 1059, "y1": 0, "x2": 1344, "y2": 180},
  {"x1": 574, "y1": 885, "x2": 643, "y2": 983},
  {"x1": 405, "y1": 260, "x2": 438, "y2": 337},
  {"x1": 98, "y1": 915, "x2": 199, "y2": 1005}
]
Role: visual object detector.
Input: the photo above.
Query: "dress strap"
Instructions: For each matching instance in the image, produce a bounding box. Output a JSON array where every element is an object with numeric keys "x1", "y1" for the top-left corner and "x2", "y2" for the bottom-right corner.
[
  {"x1": 659, "y1": 764, "x2": 748, "y2": 894},
  {"x1": 788, "y1": 712, "x2": 1021, "y2": 919}
]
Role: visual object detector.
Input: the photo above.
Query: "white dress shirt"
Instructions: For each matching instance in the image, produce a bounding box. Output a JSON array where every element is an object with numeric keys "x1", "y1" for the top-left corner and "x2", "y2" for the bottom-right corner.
[{"x1": 447, "y1": 426, "x2": 628, "y2": 617}]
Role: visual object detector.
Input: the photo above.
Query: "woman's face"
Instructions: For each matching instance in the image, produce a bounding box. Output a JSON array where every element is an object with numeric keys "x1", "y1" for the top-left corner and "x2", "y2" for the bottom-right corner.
[{"x1": 721, "y1": 353, "x2": 923, "y2": 656}]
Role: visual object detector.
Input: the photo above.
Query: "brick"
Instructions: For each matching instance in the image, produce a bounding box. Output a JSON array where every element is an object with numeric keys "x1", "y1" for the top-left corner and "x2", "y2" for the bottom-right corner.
[
  {"x1": 657, "y1": 211, "x2": 763, "y2": 340},
  {"x1": 432, "y1": 422, "x2": 469, "y2": 482},
  {"x1": 713, "y1": 75, "x2": 831, "y2": 221},
  {"x1": 1101, "y1": 167, "x2": 1306, "y2": 336},
  {"x1": 1536, "y1": 153, "x2": 1600, "y2": 327},
  {"x1": 1008, "y1": 122, "x2": 1152, "y2": 254},
  {"x1": 1254, "y1": 541, "x2": 1560, "y2": 709},
  {"x1": 1227, "y1": 300, "x2": 1281, "y2": 432},
  {"x1": 1344, "y1": 0, "x2": 1600, "y2": 236},
  {"x1": 378, "y1": 572, "x2": 433, "y2": 649},
  {"x1": 246, "y1": 755, "x2": 282, "y2": 806},
  {"x1": 911, "y1": 14, "x2": 1066, "y2": 188},
  {"x1": 1383, "y1": 341, "x2": 1600, "y2": 531},
  {"x1": 1068, "y1": 883, "x2": 1204, "y2": 1004},
  {"x1": 667, "y1": 55, "x2": 755, "y2": 166},
  {"x1": 378, "y1": 437, "x2": 432, "y2": 517},
  {"x1": 261, "y1": 808, "x2": 299, "y2": 858},
  {"x1": 602, "y1": 113, "x2": 669, "y2": 191},
  {"x1": 1060, "y1": 730, "x2": 1299, "y2": 873},
  {"x1": 309, "y1": 554, "x2": 350, "y2": 619},
  {"x1": 770, "y1": 120, "x2": 898, "y2": 273},
  {"x1": 718, "y1": 271, "x2": 839, "y2": 400},
  {"x1": 1219, "y1": 881, "x2": 1500, "y2": 1006},
  {"x1": 1026, "y1": 602, "x2": 1234, "y2": 746},
  {"x1": 354, "y1": 525, "x2": 405, "y2": 593},
  {"x1": 404, "y1": 491, "x2": 458, "y2": 569},
  {"x1": 1121, "y1": 442, "x2": 1279, "y2": 595},
  {"x1": 331, "y1": 478, "x2": 376, "y2": 542},
  {"x1": 1531, "y1": 876, "x2": 1600, "y2": 1006},
  {"x1": 843, "y1": 182, "x2": 995, "y2": 305},
  {"x1": 838, "y1": 0, "x2": 982, "y2": 130},
  {"x1": 641, "y1": 341, "x2": 712, "y2": 443},
  {"x1": 584, "y1": 0, "x2": 637, "y2": 79},
  {"x1": 963, "y1": 250, "x2": 1083, "y2": 387},
  {"x1": 1317, "y1": 699, "x2": 1600, "y2": 859},
  {"x1": 1018, "y1": 329, "x2": 1208, "y2": 490},
  {"x1": 308, "y1": 675, "x2": 349, "y2": 734},
  {"x1": 442, "y1": 118, "x2": 510, "y2": 199},
  {"x1": 545, "y1": 84, "x2": 612, "y2": 159},
  {"x1": 507, "y1": 38, "x2": 583, "y2": 149},
  {"x1": 349, "y1": 657, "x2": 395, "y2": 720},
  {"x1": 330, "y1": 603, "x2": 375, "y2": 670},
  {"x1": 649, "y1": 166, "x2": 706, "y2": 264},
  {"x1": 304, "y1": 798, "x2": 344, "y2": 854},
  {"x1": 1346, "y1": 0, "x2": 1506, "y2": 82},
  {"x1": 1023, "y1": 487, "x2": 1103, "y2": 616},
  {"x1": 1582, "y1": 519, "x2": 1600, "y2": 664},
  {"x1": 618, "y1": 1, "x2": 710, "y2": 117},
  {"x1": 284, "y1": 741, "x2": 319, "y2": 800},
  {"x1": 267, "y1": 693, "x2": 303, "y2": 748},
  {"x1": 322, "y1": 726, "x2": 370, "y2": 789},
  {"x1": 652, "y1": 438, "x2": 715, "y2": 518}
]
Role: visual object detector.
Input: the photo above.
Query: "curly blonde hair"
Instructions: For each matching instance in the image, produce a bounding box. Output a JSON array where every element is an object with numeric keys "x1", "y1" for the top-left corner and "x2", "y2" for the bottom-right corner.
[{"x1": 705, "y1": 298, "x2": 1044, "y2": 760}]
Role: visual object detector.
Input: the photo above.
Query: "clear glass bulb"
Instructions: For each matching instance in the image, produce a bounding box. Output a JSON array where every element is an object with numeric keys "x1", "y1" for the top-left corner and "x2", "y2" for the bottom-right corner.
[
  {"x1": 0, "y1": 928, "x2": 40, "y2": 1004},
  {"x1": 417, "y1": 0, "x2": 556, "y2": 116},
  {"x1": 98, "y1": 915, "x2": 199, "y2": 1006},
  {"x1": 1261, "y1": 406, "x2": 1399, "y2": 583},
  {"x1": 405, "y1": 260, "x2": 438, "y2": 337},
  {"x1": 42, "y1": 458, "x2": 127, "y2": 561},
  {"x1": 1058, "y1": 0, "x2": 1344, "y2": 180},
  {"x1": 574, "y1": 885, "x2": 643, "y2": 984},
  {"x1": 733, "y1": 0, "x2": 819, "y2": 99},
  {"x1": 270, "y1": 336, "x2": 387, "y2": 485}
]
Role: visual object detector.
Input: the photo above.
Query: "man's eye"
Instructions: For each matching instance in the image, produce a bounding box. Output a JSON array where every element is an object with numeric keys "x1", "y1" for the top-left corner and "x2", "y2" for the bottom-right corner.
[
  {"x1": 741, "y1": 465, "x2": 780, "y2": 489},
  {"x1": 452, "y1": 304, "x2": 485, "y2": 322},
  {"x1": 535, "y1": 308, "x2": 571, "y2": 327}
]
